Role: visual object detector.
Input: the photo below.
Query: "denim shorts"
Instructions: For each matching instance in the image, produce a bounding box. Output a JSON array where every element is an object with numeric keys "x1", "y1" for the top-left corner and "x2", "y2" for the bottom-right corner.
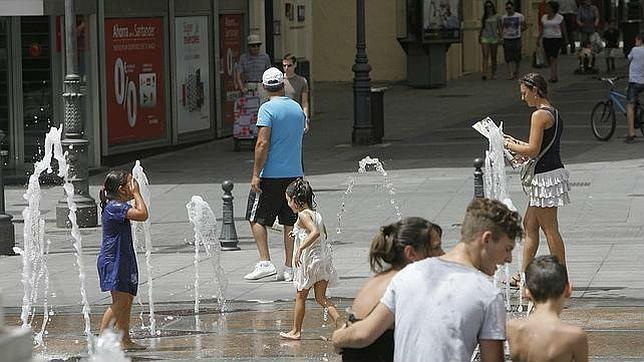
[{"x1": 627, "y1": 82, "x2": 644, "y2": 104}]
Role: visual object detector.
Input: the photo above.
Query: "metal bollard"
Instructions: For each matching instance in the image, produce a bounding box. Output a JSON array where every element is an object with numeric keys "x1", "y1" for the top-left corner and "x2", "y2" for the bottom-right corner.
[
  {"x1": 473, "y1": 158, "x2": 485, "y2": 199},
  {"x1": 0, "y1": 130, "x2": 15, "y2": 255},
  {"x1": 219, "y1": 180, "x2": 240, "y2": 251}
]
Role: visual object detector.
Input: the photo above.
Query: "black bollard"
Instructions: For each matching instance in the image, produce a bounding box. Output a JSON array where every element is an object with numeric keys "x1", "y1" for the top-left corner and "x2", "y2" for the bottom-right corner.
[
  {"x1": 219, "y1": 180, "x2": 240, "y2": 251},
  {"x1": 0, "y1": 130, "x2": 15, "y2": 255},
  {"x1": 473, "y1": 158, "x2": 485, "y2": 199}
]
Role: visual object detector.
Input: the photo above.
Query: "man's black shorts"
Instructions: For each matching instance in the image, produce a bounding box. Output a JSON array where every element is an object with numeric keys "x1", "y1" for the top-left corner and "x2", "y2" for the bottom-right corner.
[{"x1": 245, "y1": 178, "x2": 298, "y2": 227}]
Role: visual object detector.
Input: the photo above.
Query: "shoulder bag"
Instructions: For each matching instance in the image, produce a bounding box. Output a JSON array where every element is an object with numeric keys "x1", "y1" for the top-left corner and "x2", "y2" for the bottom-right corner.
[{"x1": 520, "y1": 108, "x2": 559, "y2": 188}]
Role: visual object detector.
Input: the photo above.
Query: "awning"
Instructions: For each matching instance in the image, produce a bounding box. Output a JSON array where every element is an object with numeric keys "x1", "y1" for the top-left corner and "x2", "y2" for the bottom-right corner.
[{"x1": 0, "y1": 0, "x2": 44, "y2": 16}]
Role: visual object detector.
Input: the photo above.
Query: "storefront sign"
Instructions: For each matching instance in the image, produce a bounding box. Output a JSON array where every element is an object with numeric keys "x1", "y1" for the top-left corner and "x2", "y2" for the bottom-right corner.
[
  {"x1": 219, "y1": 14, "x2": 243, "y2": 135},
  {"x1": 0, "y1": 0, "x2": 43, "y2": 16},
  {"x1": 422, "y1": 0, "x2": 461, "y2": 43},
  {"x1": 175, "y1": 16, "x2": 210, "y2": 134},
  {"x1": 105, "y1": 18, "x2": 165, "y2": 146}
]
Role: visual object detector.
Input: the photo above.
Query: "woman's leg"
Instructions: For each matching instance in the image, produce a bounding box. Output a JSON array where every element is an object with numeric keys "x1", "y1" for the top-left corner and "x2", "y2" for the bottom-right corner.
[
  {"x1": 313, "y1": 280, "x2": 340, "y2": 325},
  {"x1": 550, "y1": 57, "x2": 559, "y2": 81},
  {"x1": 522, "y1": 206, "x2": 541, "y2": 273},
  {"x1": 280, "y1": 288, "x2": 309, "y2": 340},
  {"x1": 535, "y1": 207, "x2": 567, "y2": 268},
  {"x1": 481, "y1": 44, "x2": 490, "y2": 79},
  {"x1": 489, "y1": 44, "x2": 498, "y2": 79}
]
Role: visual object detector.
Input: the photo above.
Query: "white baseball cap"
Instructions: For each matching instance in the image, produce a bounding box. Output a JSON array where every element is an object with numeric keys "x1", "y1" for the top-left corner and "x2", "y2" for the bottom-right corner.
[
  {"x1": 262, "y1": 67, "x2": 284, "y2": 87},
  {"x1": 247, "y1": 34, "x2": 262, "y2": 45}
]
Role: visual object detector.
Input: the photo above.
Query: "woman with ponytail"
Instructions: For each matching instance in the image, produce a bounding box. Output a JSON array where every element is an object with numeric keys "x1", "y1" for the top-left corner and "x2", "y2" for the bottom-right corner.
[
  {"x1": 341, "y1": 217, "x2": 444, "y2": 362},
  {"x1": 96, "y1": 170, "x2": 148, "y2": 349},
  {"x1": 504, "y1": 72, "x2": 571, "y2": 288}
]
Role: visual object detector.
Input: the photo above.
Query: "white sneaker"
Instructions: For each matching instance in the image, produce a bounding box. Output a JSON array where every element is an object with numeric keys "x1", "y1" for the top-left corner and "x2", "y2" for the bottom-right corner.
[
  {"x1": 244, "y1": 261, "x2": 277, "y2": 280},
  {"x1": 283, "y1": 267, "x2": 293, "y2": 282}
]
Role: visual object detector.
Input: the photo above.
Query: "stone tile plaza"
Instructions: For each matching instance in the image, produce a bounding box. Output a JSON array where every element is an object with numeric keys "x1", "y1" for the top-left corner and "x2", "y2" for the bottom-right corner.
[{"x1": 2, "y1": 1, "x2": 644, "y2": 361}]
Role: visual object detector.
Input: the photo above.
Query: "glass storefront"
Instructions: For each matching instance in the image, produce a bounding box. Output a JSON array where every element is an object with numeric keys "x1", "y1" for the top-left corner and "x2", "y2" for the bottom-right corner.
[
  {"x1": 20, "y1": 16, "x2": 52, "y2": 164},
  {"x1": 0, "y1": 18, "x2": 9, "y2": 167}
]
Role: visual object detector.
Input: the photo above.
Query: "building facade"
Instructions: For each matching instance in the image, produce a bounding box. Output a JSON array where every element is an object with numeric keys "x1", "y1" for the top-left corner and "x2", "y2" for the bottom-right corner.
[{"x1": 1, "y1": 0, "x2": 253, "y2": 175}]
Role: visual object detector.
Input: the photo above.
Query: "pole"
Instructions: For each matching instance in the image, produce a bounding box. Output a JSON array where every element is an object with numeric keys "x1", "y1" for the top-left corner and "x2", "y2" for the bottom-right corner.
[
  {"x1": 55, "y1": 0, "x2": 98, "y2": 228},
  {"x1": 351, "y1": 0, "x2": 374, "y2": 145},
  {"x1": 473, "y1": 158, "x2": 485, "y2": 199},
  {"x1": 219, "y1": 181, "x2": 240, "y2": 251},
  {"x1": 0, "y1": 130, "x2": 15, "y2": 255}
]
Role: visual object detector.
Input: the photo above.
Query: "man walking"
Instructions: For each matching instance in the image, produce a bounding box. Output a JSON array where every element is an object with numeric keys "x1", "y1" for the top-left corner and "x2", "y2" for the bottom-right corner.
[
  {"x1": 244, "y1": 67, "x2": 306, "y2": 280},
  {"x1": 625, "y1": 33, "x2": 644, "y2": 143},
  {"x1": 332, "y1": 198, "x2": 523, "y2": 362},
  {"x1": 235, "y1": 34, "x2": 272, "y2": 103},
  {"x1": 501, "y1": 1, "x2": 527, "y2": 79},
  {"x1": 282, "y1": 53, "x2": 310, "y2": 132}
]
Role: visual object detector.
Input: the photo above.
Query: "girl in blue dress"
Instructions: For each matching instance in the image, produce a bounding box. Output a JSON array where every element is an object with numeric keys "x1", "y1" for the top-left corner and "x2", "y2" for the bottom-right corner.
[{"x1": 97, "y1": 170, "x2": 148, "y2": 349}]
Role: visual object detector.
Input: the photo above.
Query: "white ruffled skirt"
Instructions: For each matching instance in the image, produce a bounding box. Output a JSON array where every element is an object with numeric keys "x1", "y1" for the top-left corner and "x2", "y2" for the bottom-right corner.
[{"x1": 525, "y1": 168, "x2": 571, "y2": 208}]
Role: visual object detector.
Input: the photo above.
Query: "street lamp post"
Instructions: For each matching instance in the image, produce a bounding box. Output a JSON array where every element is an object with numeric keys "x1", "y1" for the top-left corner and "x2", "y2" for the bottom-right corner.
[
  {"x1": 351, "y1": 0, "x2": 374, "y2": 145},
  {"x1": 0, "y1": 130, "x2": 15, "y2": 255},
  {"x1": 55, "y1": 0, "x2": 97, "y2": 228}
]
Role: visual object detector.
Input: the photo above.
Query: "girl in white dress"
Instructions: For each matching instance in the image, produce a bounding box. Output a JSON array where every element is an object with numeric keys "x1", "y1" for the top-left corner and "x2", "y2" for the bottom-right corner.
[{"x1": 280, "y1": 178, "x2": 339, "y2": 340}]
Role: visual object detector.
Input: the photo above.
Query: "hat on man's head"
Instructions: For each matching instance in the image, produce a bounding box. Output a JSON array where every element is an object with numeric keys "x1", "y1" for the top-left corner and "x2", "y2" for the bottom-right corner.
[
  {"x1": 247, "y1": 34, "x2": 262, "y2": 45},
  {"x1": 262, "y1": 67, "x2": 284, "y2": 87}
]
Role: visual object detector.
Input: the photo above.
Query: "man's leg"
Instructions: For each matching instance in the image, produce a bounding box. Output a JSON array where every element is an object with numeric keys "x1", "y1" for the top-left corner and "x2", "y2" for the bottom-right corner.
[
  {"x1": 283, "y1": 225, "x2": 294, "y2": 268},
  {"x1": 251, "y1": 221, "x2": 271, "y2": 261},
  {"x1": 627, "y1": 103, "x2": 636, "y2": 138}
]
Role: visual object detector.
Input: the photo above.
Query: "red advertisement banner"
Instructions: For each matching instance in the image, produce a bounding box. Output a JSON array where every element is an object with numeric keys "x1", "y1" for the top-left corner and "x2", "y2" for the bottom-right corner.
[
  {"x1": 219, "y1": 14, "x2": 243, "y2": 133},
  {"x1": 105, "y1": 18, "x2": 165, "y2": 146}
]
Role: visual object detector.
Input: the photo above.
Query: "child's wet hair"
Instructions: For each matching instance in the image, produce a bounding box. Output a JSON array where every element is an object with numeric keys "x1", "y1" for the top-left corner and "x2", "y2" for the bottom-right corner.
[
  {"x1": 286, "y1": 178, "x2": 316, "y2": 210},
  {"x1": 99, "y1": 169, "x2": 129, "y2": 210},
  {"x1": 525, "y1": 255, "x2": 568, "y2": 303},
  {"x1": 369, "y1": 217, "x2": 442, "y2": 273}
]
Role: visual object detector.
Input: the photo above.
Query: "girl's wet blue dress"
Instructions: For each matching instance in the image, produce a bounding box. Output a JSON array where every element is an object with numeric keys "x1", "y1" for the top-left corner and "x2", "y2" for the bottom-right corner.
[{"x1": 97, "y1": 200, "x2": 138, "y2": 296}]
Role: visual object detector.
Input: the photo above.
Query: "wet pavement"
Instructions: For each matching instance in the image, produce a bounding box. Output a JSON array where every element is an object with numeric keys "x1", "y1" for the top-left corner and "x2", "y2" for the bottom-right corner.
[{"x1": 4, "y1": 299, "x2": 644, "y2": 361}]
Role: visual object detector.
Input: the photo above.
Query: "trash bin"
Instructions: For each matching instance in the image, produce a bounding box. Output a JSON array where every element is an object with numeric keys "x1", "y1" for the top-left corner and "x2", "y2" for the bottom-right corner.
[
  {"x1": 622, "y1": 20, "x2": 641, "y2": 56},
  {"x1": 371, "y1": 87, "x2": 386, "y2": 142}
]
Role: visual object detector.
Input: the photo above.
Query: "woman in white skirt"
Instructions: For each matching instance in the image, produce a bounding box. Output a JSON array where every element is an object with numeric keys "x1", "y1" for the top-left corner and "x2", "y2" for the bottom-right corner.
[{"x1": 504, "y1": 72, "x2": 571, "y2": 287}]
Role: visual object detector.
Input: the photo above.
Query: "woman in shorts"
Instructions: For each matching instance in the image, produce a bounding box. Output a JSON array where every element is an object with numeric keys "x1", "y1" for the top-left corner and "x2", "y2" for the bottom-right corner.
[{"x1": 540, "y1": 1, "x2": 568, "y2": 83}]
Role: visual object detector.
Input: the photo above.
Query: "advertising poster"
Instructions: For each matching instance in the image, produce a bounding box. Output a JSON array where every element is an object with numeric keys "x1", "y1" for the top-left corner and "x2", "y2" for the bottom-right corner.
[
  {"x1": 105, "y1": 18, "x2": 165, "y2": 146},
  {"x1": 175, "y1": 16, "x2": 210, "y2": 134},
  {"x1": 423, "y1": 0, "x2": 461, "y2": 42},
  {"x1": 219, "y1": 14, "x2": 242, "y2": 135}
]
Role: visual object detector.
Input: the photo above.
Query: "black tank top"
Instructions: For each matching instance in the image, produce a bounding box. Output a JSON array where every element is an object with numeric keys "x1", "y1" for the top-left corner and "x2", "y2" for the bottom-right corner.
[
  {"x1": 341, "y1": 328, "x2": 394, "y2": 362},
  {"x1": 535, "y1": 106, "x2": 564, "y2": 174}
]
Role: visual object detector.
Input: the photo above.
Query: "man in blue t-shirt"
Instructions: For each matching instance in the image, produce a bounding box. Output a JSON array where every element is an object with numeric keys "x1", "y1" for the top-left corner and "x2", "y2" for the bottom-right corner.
[{"x1": 244, "y1": 67, "x2": 306, "y2": 280}]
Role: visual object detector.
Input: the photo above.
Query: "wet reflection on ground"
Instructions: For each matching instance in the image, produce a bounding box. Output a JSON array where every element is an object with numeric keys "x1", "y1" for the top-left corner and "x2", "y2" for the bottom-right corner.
[{"x1": 5, "y1": 300, "x2": 644, "y2": 360}]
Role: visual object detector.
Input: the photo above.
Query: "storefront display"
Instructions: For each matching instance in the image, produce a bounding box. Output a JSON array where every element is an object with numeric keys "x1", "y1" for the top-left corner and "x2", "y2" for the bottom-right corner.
[
  {"x1": 105, "y1": 17, "x2": 165, "y2": 146},
  {"x1": 175, "y1": 16, "x2": 210, "y2": 134},
  {"x1": 219, "y1": 14, "x2": 242, "y2": 136}
]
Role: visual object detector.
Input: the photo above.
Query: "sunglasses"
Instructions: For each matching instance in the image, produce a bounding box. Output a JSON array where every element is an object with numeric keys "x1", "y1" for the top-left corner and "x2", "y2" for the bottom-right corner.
[{"x1": 250, "y1": 44, "x2": 261, "y2": 47}]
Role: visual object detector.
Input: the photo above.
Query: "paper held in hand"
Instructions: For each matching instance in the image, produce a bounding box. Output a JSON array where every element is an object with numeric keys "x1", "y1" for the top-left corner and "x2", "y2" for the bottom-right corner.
[{"x1": 472, "y1": 117, "x2": 528, "y2": 169}]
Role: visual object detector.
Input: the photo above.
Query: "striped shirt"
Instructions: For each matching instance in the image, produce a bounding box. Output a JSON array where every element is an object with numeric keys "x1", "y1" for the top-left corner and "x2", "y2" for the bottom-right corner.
[{"x1": 236, "y1": 53, "x2": 271, "y2": 83}]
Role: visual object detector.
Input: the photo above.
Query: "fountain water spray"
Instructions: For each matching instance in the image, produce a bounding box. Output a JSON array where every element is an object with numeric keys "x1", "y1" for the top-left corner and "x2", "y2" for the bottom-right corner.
[
  {"x1": 84, "y1": 327, "x2": 130, "y2": 362},
  {"x1": 130, "y1": 161, "x2": 156, "y2": 335},
  {"x1": 19, "y1": 126, "x2": 93, "y2": 350},
  {"x1": 186, "y1": 196, "x2": 228, "y2": 315},
  {"x1": 336, "y1": 156, "x2": 403, "y2": 240}
]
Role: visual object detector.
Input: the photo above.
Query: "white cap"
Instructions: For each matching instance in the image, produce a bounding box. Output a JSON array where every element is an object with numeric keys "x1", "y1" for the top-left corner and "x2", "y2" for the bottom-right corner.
[
  {"x1": 247, "y1": 34, "x2": 262, "y2": 45},
  {"x1": 262, "y1": 67, "x2": 284, "y2": 87}
]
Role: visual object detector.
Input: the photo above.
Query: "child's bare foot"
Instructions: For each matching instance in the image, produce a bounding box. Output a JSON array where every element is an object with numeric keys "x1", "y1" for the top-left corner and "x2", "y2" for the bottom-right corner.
[
  {"x1": 279, "y1": 331, "x2": 301, "y2": 340},
  {"x1": 122, "y1": 340, "x2": 147, "y2": 351}
]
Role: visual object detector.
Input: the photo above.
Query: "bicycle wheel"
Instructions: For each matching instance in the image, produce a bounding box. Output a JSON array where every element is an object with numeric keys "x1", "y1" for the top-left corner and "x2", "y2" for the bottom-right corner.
[
  {"x1": 637, "y1": 105, "x2": 644, "y2": 136},
  {"x1": 590, "y1": 101, "x2": 616, "y2": 141}
]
